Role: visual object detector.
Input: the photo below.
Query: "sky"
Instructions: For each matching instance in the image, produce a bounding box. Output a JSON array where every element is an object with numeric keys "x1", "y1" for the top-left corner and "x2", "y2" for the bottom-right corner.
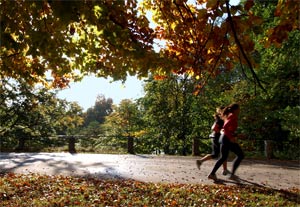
[{"x1": 57, "y1": 76, "x2": 144, "y2": 111}]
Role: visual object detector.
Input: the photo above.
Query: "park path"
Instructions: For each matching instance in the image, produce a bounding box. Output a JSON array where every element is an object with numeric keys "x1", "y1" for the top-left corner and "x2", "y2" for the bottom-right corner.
[{"x1": 0, "y1": 153, "x2": 299, "y2": 190}]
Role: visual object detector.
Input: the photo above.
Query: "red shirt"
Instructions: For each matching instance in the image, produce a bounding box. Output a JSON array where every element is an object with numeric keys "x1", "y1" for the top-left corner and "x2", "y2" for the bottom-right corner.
[{"x1": 222, "y1": 113, "x2": 238, "y2": 142}]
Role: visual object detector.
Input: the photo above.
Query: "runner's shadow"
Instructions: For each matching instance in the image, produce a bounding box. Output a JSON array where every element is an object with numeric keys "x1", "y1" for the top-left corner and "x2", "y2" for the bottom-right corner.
[
  {"x1": 213, "y1": 178, "x2": 242, "y2": 186},
  {"x1": 214, "y1": 178, "x2": 300, "y2": 204},
  {"x1": 213, "y1": 178, "x2": 266, "y2": 188},
  {"x1": 238, "y1": 178, "x2": 267, "y2": 188}
]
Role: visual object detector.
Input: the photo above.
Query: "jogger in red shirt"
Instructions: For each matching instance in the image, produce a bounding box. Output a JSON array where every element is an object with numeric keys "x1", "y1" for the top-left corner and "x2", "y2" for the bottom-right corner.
[{"x1": 208, "y1": 103, "x2": 244, "y2": 180}]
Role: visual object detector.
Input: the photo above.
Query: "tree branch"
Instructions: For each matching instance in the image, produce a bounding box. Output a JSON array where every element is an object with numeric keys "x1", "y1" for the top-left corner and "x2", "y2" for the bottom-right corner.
[{"x1": 225, "y1": 0, "x2": 266, "y2": 92}]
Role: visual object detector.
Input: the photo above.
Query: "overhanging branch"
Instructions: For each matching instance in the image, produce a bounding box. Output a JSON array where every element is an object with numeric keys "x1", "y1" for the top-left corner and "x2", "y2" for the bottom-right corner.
[{"x1": 225, "y1": 0, "x2": 266, "y2": 92}]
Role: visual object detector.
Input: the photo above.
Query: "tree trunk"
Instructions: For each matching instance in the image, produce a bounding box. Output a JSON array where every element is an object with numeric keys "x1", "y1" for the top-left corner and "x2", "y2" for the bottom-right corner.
[
  {"x1": 15, "y1": 137, "x2": 26, "y2": 152},
  {"x1": 192, "y1": 137, "x2": 200, "y2": 156},
  {"x1": 127, "y1": 136, "x2": 134, "y2": 154},
  {"x1": 264, "y1": 140, "x2": 274, "y2": 159},
  {"x1": 68, "y1": 136, "x2": 76, "y2": 154}
]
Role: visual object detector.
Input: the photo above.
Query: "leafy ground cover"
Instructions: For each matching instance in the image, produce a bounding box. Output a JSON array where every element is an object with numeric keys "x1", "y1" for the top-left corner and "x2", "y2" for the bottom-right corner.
[{"x1": 0, "y1": 173, "x2": 299, "y2": 207}]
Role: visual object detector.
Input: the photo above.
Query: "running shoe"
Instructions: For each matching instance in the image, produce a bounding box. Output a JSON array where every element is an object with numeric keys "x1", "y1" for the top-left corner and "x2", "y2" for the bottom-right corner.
[
  {"x1": 208, "y1": 174, "x2": 218, "y2": 180},
  {"x1": 222, "y1": 169, "x2": 230, "y2": 176},
  {"x1": 196, "y1": 160, "x2": 202, "y2": 170}
]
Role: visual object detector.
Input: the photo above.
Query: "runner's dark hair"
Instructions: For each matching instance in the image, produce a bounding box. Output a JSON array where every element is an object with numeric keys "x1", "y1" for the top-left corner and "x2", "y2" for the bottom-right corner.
[{"x1": 222, "y1": 103, "x2": 239, "y2": 117}]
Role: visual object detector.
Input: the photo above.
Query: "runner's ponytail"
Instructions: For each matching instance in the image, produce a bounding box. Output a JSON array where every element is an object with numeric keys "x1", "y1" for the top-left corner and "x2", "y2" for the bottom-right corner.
[{"x1": 222, "y1": 103, "x2": 239, "y2": 117}]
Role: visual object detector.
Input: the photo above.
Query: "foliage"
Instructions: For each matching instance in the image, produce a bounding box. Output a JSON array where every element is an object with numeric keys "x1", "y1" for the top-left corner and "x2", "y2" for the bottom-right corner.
[
  {"x1": 97, "y1": 99, "x2": 144, "y2": 153},
  {"x1": 215, "y1": 1, "x2": 300, "y2": 159},
  {"x1": 0, "y1": 78, "x2": 84, "y2": 152},
  {"x1": 0, "y1": 173, "x2": 299, "y2": 207},
  {"x1": 53, "y1": 101, "x2": 84, "y2": 136},
  {"x1": 0, "y1": 0, "x2": 158, "y2": 87},
  {"x1": 0, "y1": 78, "x2": 55, "y2": 151},
  {"x1": 83, "y1": 94, "x2": 113, "y2": 127},
  {"x1": 141, "y1": 75, "x2": 188, "y2": 154},
  {"x1": 140, "y1": 0, "x2": 299, "y2": 89},
  {"x1": 1, "y1": 0, "x2": 299, "y2": 159},
  {"x1": 1, "y1": 0, "x2": 298, "y2": 88},
  {"x1": 140, "y1": 74, "x2": 221, "y2": 155},
  {"x1": 104, "y1": 99, "x2": 143, "y2": 137}
]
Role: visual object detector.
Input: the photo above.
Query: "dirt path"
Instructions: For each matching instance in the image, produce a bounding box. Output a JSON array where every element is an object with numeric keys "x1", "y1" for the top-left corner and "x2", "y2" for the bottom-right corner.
[{"x1": 0, "y1": 153, "x2": 299, "y2": 190}]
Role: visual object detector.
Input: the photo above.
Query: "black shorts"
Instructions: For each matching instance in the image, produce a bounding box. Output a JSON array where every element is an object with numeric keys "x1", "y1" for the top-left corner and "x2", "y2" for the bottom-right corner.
[{"x1": 211, "y1": 137, "x2": 221, "y2": 159}]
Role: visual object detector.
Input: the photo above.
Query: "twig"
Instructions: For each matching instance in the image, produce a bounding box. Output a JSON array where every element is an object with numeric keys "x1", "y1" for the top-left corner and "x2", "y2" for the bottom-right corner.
[{"x1": 225, "y1": 0, "x2": 266, "y2": 92}]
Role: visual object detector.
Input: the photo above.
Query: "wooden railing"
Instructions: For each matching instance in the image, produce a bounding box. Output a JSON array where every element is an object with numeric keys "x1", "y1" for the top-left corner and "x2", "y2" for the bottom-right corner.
[{"x1": 57, "y1": 135, "x2": 134, "y2": 154}]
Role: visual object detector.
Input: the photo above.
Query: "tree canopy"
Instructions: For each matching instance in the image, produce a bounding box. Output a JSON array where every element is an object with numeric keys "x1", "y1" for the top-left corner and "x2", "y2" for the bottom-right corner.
[{"x1": 1, "y1": 0, "x2": 298, "y2": 89}]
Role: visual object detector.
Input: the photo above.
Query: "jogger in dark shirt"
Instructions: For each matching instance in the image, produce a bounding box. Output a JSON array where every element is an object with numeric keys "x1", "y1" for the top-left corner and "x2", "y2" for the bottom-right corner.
[{"x1": 196, "y1": 107, "x2": 229, "y2": 175}]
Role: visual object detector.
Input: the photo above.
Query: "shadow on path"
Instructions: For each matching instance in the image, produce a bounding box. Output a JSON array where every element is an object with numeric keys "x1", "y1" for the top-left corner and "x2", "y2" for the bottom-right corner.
[
  {"x1": 0, "y1": 153, "x2": 127, "y2": 180},
  {"x1": 241, "y1": 158, "x2": 300, "y2": 170},
  {"x1": 213, "y1": 177, "x2": 267, "y2": 188},
  {"x1": 1, "y1": 153, "x2": 299, "y2": 192}
]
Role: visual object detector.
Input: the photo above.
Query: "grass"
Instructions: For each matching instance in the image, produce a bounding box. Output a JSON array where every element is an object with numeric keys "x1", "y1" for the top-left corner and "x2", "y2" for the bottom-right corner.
[{"x1": 0, "y1": 173, "x2": 299, "y2": 207}]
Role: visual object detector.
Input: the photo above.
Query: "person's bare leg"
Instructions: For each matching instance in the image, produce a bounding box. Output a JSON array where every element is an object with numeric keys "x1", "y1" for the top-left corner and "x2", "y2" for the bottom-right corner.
[
  {"x1": 201, "y1": 154, "x2": 212, "y2": 162},
  {"x1": 196, "y1": 154, "x2": 212, "y2": 169}
]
